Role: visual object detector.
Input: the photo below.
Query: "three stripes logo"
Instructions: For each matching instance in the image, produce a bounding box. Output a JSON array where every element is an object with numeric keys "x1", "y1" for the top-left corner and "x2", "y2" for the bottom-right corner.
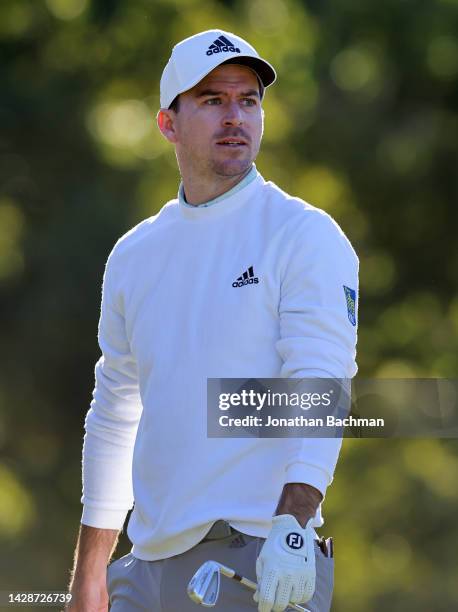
[
  {"x1": 232, "y1": 266, "x2": 259, "y2": 288},
  {"x1": 206, "y1": 35, "x2": 241, "y2": 56}
]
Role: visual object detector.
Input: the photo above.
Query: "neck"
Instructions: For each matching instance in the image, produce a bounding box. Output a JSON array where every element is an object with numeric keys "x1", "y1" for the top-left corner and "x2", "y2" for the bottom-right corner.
[{"x1": 181, "y1": 166, "x2": 253, "y2": 205}]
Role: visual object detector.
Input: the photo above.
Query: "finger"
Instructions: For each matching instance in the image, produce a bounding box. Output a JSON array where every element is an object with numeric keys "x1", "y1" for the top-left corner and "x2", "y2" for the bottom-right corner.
[
  {"x1": 290, "y1": 574, "x2": 306, "y2": 603},
  {"x1": 291, "y1": 575, "x2": 314, "y2": 604},
  {"x1": 256, "y1": 557, "x2": 263, "y2": 582},
  {"x1": 253, "y1": 590, "x2": 259, "y2": 603},
  {"x1": 257, "y1": 567, "x2": 278, "y2": 612},
  {"x1": 272, "y1": 576, "x2": 292, "y2": 612},
  {"x1": 302, "y1": 575, "x2": 316, "y2": 603}
]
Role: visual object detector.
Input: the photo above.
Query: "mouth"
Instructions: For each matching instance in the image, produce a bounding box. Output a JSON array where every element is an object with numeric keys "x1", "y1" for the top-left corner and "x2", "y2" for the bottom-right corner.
[{"x1": 216, "y1": 138, "x2": 248, "y2": 148}]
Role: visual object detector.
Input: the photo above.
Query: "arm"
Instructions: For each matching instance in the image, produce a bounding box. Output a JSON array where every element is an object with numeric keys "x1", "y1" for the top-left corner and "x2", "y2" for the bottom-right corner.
[
  {"x1": 276, "y1": 211, "x2": 359, "y2": 503},
  {"x1": 255, "y1": 212, "x2": 358, "y2": 611},
  {"x1": 69, "y1": 248, "x2": 143, "y2": 609},
  {"x1": 67, "y1": 525, "x2": 119, "y2": 611},
  {"x1": 275, "y1": 483, "x2": 323, "y2": 528},
  {"x1": 81, "y1": 248, "x2": 143, "y2": 529}
]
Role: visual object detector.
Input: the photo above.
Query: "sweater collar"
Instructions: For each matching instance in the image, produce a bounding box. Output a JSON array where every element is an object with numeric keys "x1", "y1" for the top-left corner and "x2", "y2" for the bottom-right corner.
[{"x1": 178, "y1": 165, "x2": 262, "y2": 221}]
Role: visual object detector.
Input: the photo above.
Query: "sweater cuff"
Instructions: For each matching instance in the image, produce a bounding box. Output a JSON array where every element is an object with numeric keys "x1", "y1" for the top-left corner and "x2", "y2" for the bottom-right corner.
[
  {"x1": 285, "y1": 462, "x2": 331, "y2": 498},
  {"x1": 81, "y1": 505, "x2": 130, "y2": 530}
]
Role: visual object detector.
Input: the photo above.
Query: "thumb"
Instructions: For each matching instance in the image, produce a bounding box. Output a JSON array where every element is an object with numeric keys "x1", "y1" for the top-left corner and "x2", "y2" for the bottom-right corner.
[{"x1": 256, "y1": 556, "x2": 263, "y2": 582}]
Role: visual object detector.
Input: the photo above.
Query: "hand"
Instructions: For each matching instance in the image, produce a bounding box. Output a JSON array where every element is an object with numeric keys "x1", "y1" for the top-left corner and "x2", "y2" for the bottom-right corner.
[
  {"x1": 254, "y1": 514, "x2": 316, "y2": 612},
  {"x1": 66, "y1": 572, "x2": 109, "y2": 612}
]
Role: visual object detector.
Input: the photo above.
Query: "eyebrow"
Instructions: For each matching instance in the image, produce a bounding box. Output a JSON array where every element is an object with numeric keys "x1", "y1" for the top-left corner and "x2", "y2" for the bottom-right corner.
[{"x1": 195, "y1": 88, "x2": 260, "y2": 99}]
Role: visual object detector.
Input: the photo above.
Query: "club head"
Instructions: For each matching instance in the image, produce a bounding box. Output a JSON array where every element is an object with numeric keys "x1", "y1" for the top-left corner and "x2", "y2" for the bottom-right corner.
[{"x1": 187, "y1": 560, "x2": 221, "y2": 607}]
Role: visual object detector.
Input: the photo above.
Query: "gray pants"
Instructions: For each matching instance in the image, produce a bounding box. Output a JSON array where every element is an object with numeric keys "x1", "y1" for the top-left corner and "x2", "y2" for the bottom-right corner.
[{"x1": 107, "y1": 528, "x2": 334, "y2": 612}]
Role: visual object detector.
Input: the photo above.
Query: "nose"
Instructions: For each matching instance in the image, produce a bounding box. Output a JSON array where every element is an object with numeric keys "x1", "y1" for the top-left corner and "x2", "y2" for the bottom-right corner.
[{"x1": 222, "y1": 101, "x2": 244, "y2": 126}]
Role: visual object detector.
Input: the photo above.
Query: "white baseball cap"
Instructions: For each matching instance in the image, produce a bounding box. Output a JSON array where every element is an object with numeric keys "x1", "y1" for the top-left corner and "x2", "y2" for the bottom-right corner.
[{"x1": 160, "y1": 29, "x2": 276, "y2": 109}]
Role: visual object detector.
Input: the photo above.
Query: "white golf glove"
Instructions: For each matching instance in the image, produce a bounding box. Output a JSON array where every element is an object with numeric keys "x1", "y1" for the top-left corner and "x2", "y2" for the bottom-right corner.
[{"x1": 254, "y1": 514, "x2": 316, "y2": 612}]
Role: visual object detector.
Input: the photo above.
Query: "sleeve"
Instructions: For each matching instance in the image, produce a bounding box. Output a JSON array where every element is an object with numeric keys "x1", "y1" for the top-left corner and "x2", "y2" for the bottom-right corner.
[
  {"x1": 81, "y1": 248, "x2": 143, "y2": 529},
  {"x1": 275, "y1": 211, "x2": 359, "y2": 498}
]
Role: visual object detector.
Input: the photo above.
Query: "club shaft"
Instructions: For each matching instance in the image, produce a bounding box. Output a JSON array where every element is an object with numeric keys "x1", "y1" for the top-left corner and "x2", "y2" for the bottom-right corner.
[{"x1": 219, "y1": 567, "x2": 310, "y2": 612}]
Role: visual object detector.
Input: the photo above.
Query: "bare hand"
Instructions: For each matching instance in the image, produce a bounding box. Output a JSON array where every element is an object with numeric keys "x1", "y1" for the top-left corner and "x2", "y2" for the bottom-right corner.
[{"x1": 66, "y1": 572, "x2": 109, "y2": 612}]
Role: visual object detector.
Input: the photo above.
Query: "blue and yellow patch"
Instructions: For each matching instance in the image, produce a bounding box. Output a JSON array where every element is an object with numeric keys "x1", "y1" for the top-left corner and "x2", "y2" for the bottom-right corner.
[{"x1": 343, "y1": 285, "x2": 357, "y2": 326}]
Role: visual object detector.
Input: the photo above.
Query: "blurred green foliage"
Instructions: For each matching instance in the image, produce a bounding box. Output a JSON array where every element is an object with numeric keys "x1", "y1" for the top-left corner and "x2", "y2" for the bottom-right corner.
[{"x1": 0, "y1": 0, "x2": 457, "y2": 610}]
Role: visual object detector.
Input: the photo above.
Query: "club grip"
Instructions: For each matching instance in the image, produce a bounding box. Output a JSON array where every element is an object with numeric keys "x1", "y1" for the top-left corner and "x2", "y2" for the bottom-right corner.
[{"x1": 238, "y1": 576, "x2": 310, "y2": 611}]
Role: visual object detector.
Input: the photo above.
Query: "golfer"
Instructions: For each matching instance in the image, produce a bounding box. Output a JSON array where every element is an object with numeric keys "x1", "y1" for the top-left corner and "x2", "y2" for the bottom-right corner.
[{"x1": 68, "y1": 29, "x2": 358, "y2": 612}]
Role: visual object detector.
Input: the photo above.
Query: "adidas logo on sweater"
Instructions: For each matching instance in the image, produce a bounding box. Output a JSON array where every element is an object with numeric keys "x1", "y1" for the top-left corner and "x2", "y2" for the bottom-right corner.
[
  {"x1": 232, "y1": 266, "x2": 259, "y2": 288},
  {"x1": 206, "y1": 35, "x2": 241, "y2": 56}
]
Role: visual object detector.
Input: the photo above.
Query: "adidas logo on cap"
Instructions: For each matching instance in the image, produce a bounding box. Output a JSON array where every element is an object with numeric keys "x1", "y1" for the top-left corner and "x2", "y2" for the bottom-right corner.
[
  {"x1": 206, "y1": 35, "x2": 241, "y2": 56},
  {"x1": 232, "y1": 266, "x2": 259, "y2": 288}
]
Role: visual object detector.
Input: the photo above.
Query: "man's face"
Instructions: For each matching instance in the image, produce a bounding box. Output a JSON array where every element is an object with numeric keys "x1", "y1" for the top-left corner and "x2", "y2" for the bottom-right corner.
[{"x1": 162, "y1": 64, "x2": 264, "y2": 179}]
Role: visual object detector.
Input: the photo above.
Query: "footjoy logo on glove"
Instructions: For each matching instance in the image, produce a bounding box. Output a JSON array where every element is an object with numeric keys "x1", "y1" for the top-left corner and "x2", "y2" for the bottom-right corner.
[{"x1": 286, "y1": 533, "x2": 304, "y2": 549}]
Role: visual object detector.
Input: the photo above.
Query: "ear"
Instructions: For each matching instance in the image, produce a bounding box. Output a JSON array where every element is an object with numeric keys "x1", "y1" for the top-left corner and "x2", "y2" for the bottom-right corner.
[{"x1": 157, "y1": 109, "x2": 178, "y2": 143}]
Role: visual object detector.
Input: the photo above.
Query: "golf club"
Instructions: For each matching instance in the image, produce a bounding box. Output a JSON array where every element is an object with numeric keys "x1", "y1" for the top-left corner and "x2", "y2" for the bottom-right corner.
[{"x1": 187, "y1": 560, "x2": 311, "y2": 611}]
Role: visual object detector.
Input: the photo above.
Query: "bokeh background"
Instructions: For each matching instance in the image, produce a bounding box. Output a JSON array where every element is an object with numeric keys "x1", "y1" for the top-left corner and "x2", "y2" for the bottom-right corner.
[{"x1": 1, "y1": 0, "x2": 457, "y2": 610}]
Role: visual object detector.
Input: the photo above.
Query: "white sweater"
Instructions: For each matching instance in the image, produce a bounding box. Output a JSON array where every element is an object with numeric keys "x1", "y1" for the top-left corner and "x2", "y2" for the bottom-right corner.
[{"x1": 81, "y1": 169, "x2": 359, "y2": 561}]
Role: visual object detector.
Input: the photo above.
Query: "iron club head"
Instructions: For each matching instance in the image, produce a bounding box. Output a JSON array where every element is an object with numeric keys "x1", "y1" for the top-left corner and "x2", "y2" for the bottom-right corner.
[{"x1": 187, "y1": 560, "x2": 221, "y2": 607}]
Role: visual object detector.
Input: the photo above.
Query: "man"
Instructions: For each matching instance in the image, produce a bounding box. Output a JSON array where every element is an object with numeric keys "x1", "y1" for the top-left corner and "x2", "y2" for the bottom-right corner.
[{"x1": 68, "y1": 29, "x2": 358, "y2": 612}]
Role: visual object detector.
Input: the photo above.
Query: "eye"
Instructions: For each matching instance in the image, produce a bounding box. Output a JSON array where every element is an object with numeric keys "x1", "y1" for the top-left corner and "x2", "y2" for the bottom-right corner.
[
  {"x1": 242, "y1": 98, "x2": 257, "y2": 106},
  {"x1": 204, "y1": 98, "x2": 221, "y2": 105}
]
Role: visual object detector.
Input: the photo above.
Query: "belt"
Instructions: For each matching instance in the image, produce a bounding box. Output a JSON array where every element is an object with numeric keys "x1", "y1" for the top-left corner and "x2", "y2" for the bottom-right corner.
[
  {"x1": 203, "y1": 520, "x2": 238, "y2": 541},
  {"x1": 203, "y1": 521, "x2": 333, "y2": 558}
]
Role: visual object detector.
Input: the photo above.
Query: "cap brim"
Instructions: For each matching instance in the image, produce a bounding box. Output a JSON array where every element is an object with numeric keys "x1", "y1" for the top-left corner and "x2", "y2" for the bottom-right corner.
[
  {"x1": 164, "y1": 53, "x2": 277, "y2": 108},
  {"x1": 221, "y1": 56, "x2": 276, "y2": 88}
]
